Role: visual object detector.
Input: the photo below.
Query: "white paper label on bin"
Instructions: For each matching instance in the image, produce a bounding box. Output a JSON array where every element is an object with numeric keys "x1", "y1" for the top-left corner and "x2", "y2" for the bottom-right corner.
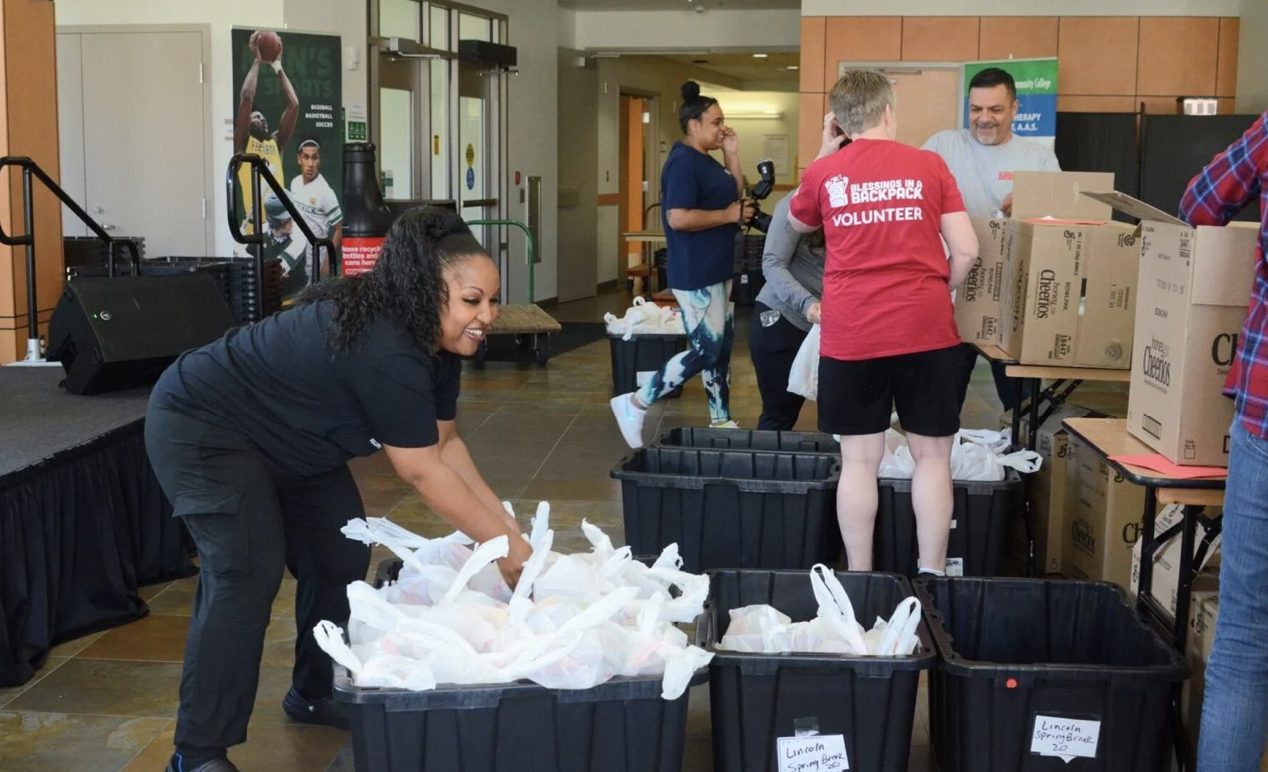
[
  {"x1": 1030, "y1": 715, "x2": 1101, "y2": 763},
  {"x1": 777, "y1": 734, "x2": 848, "y2": 771},
  {"x1": 636, "y1": 371, "x2": 654, "y2": 388},
  {"x1": 945, "y1": 558, "x2": 964, "y2": 577}
]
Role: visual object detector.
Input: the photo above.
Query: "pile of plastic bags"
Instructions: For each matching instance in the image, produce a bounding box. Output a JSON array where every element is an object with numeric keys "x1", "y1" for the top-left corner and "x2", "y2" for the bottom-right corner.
[
  {"x1": 718, "y1": 564, "x2": 921, "y2": 656},
  {"x1": 878, "y1": 427, "x2": 1042, "y2": 482},
  {"x1": 313, "y1": 503, "x2": 713, "y2": 700},
  {"x1": 604, "y1": 296, "x2": 685, "y2": 340}
]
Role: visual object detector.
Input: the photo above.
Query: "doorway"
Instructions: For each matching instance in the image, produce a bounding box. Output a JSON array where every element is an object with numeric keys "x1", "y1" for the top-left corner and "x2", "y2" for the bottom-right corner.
[
  {"x1": 617, "y1": 91, "x2": 658, "y2": 289},
  {"x1": 57, "y1": 27, "x2": 214, "y2": 256},
  {"x1": 370, "y1": 2, "x2": 512, "y2": 297},
  {"x1": 837, "y1": 62, "x2": 963, "y2": 147}
]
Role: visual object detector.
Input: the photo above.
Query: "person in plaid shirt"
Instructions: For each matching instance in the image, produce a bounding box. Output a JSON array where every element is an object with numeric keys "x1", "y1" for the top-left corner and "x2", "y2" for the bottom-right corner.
[{"x1": 1180, "y1": 112, "x2": 1268, "y2": 772}]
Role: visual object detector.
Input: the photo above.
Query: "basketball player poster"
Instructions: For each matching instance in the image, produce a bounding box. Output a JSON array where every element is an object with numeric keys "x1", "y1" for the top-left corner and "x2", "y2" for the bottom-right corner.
[{"x1": 231, "y1": 28, "x2": 343, "y2": 298}]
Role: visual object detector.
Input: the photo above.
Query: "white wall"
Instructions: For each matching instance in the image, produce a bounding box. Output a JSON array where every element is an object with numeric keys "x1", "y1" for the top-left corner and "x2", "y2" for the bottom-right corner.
[
  {"x1": 283, "y1": 0, "x2": 369, "y2": 124},
  {"x1": 1238, "y1": 0, "x2": 1268, "y2": 113},
  {"x1": 55, "y1": 0, "x2": 287, "y2": 257},
  {"x1": 574, "y1": 9, "x2": 800, "y2": 51},
  {"x1": 802, "y1": 0, "x2": 1240, "y2": 14},
  {"x1": 558, "y1": 8, "x2": 577, "y2": 50},
  {"x1": 54, "y1": 0, "x2": 369, "y2": 258},
  {"x1": 706, "y1": 90, "x2": 801, "y2": 188},
  {"x1": 592, "y1": 58, "x2": 748, "y2": 286}
]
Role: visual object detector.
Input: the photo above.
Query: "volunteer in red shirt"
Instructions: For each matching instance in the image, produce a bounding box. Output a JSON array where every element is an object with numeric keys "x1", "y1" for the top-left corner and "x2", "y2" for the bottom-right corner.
[{"x1": 788, "y1": 69, "x2": 978, "y2": 574}]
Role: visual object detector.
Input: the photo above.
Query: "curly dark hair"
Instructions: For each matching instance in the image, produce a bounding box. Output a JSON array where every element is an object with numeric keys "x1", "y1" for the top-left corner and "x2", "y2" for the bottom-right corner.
[{"x1": 296, "y1": 205, "x2": 489, "y2": 353}]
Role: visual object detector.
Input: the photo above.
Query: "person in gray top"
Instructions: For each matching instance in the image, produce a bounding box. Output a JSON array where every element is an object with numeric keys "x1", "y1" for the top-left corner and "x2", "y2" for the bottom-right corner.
[
  {"x1": 922, "y1": 67, "x2": 1061, "y2": 219},
  {"x1": 923, "y1": 67, "x2": 1061, "y2": 411},
  {"x1": 749, "y1": 190, "x2": 827, "y2": 429}
]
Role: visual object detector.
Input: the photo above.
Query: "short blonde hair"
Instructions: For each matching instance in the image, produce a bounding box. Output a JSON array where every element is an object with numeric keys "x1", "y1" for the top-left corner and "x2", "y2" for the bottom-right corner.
[{"x1": 829, "y1": 70, "x2": 894, "y2": 136}]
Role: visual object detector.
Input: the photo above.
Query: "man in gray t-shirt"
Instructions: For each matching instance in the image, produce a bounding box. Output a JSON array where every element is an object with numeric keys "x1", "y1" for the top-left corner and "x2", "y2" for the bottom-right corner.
[
  {"x1": 923, "y1": 67, "x2": 1060, "y2": 218},
  {"x1": 923, "y1": 67, "x2": 1060, "y2": 408}
]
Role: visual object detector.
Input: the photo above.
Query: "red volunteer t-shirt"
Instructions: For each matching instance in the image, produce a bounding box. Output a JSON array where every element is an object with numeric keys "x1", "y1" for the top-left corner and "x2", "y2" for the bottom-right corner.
[{"x1": 790, "y1": 139, "x2": 965, "y2": 361}]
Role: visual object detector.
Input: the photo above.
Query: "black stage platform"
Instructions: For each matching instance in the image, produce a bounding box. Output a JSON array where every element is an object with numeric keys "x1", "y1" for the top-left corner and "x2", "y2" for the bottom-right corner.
[{"x1": 0, "y1": 366, "x2": 193, "y2": 686}]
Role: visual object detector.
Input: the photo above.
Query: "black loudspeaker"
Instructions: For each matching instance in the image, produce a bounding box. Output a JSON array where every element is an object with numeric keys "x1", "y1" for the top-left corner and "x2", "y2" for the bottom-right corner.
[{"x1": 48, "y1": 273, "x2": 237, "y2": 395}]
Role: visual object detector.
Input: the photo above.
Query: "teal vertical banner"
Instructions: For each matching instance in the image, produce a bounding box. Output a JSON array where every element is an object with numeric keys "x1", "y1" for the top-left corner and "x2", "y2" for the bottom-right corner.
[{"x1": 963, "y1": 59, "x2": 1058, "y2": 140}]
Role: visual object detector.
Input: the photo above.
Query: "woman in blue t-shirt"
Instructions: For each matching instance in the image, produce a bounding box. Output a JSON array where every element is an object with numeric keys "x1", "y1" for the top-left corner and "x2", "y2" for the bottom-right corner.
[{"x1": 611, "y1": 80, "x2": 755, "y2": 448}]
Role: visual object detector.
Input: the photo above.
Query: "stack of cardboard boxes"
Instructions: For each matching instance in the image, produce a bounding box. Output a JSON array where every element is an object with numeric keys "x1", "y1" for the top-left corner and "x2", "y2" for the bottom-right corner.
[
  {"x1": 1006, "y1": 406, "x2": 1087, "y2": 575},
  {"x1": 1063, "y1": 430, "x2": 1152, "y2": 586},
  {"x1": 956, "y1": 171, "x2": 1140, "y2": 371}
]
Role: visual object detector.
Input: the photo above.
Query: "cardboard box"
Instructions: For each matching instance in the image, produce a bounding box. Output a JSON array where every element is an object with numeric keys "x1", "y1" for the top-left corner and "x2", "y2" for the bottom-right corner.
[
  {"x1": 1062, "y1": 433, "x2": 1152, "y2": 588},
  {"x1": 957, "y1": 172, "x2": 1116, "y2": 352},
  {"x1": 1004, "y1": 220, "x2": 1085, "y2": 364},
  {"x1": 1010, "y1": 171, "x2": 1117, "y2": 221},
  {"x1": 1181, "y1": 588, "x2": 1220, "y2": 770},
  {"x1": 1190, "y1": 590, "x2": 1219, "y2": 664},
  {"x1": 1083, "y1": 190, "x2": 1258, "y2": 466},
  {"x1": 1008, "y1": 406, "x2": 1089, "y2": 574},
  {"x1": 1074, "y1": 224, "x2": 1140, "y2": 368},
  {"x1": 991, "y1": 173, "x2": 1140, "y2": 368},
  {"x1": 1001, "y1": 219, "x2": 1140, "y2": 367},
  {"x1": 1130, "y1": 503, "x2": 1222, "y2": 618},
  {"x1": 1128, "y1": 220, "x2": 1255, "y2": 465},
  {"x1": 956, "y1": 218, "x2": 1010, "y2": 346}
]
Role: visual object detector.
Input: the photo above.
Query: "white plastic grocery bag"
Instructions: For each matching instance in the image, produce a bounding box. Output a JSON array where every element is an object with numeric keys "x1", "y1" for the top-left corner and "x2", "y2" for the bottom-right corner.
[{"x1": 787, "y1": 323, "x2": 821, "y2": 401}]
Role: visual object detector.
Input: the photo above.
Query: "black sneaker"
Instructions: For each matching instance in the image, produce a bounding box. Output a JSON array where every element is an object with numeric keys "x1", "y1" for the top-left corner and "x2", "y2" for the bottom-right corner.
[
  {"x1": 164, "y1": 756, "x2": 239, "y2": 772},
  {"x1": 282, "y1": 687, "x2": 351, "y2": 730}
]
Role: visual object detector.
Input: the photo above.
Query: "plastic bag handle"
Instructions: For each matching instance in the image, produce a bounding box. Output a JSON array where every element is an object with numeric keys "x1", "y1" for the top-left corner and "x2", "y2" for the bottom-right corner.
[
  {"x1": 997, "y1": 449, "x2": 1043, "y2": 474},
  {"x1": 809, "y1": 564, "x2": 868, "y2": 653},
  {"x1": 313, "y1": 620, "x2": 364, "y2": 677},
  {"x1": 875, "y1": 597, "x2": 921, "y2": 656},
  {"x1": 441, "y1": 535, "x2": 509, "y2": 605}
]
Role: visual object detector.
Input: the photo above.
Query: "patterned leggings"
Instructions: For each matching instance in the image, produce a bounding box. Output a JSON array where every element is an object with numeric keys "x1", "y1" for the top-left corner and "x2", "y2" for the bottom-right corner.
[{"x1": 636, "y1": 280, "x2": 734, "y2": 423}]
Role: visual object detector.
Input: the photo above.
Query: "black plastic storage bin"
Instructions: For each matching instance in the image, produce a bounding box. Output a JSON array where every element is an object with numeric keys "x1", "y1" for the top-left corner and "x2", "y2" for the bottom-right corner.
[
  {"x1": 697, "y1": 569, "x2": 935, "y2": 772},
  {"x1": 611, "y1": 447, "x2": 842, "y2": 572},
  {"x1": 915, "y1": 577, "x2": 1187, "y2": 772},
  {"x1": 608, "y1": 333, "x2": 687, "y2": 399},
  {"x1": 334, "y1": 666, "x2": 706, "y2": 772},
  {"x1": 873, "y1": 471, "x2": 1022, "y2": 577},
  {"x1": 654, "y1": 427, "x2": 839, "y2": 454}
]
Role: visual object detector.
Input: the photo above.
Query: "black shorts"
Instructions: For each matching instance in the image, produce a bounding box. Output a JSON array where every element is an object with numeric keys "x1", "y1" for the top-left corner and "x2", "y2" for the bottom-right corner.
[{"x1": 817, "y1": 344, "x2": 962, "y2": 437}]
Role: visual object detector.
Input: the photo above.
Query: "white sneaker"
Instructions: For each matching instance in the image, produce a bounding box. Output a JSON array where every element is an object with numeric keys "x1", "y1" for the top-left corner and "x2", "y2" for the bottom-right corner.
[
  {"x1": 610, "y1": 393, "x2": 648, "y2": 449},
  {"x1": 711, "y1": 420, "x2": 740, "y2": 429}
]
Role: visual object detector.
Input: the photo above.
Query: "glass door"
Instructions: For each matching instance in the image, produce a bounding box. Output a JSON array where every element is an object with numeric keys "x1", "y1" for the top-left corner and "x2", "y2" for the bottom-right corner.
[
  {"x1": 376, "y1": 57, "x2": 416, "y2": 200},
  {"x1": 453, "y1": 9, "x2": 508, "y2": 297}
]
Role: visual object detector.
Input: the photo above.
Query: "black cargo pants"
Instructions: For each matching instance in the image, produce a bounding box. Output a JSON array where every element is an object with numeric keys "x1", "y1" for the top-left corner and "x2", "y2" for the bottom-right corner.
[
  {"x1": 144, "y1": 402, "x2": 370, "y2": 752},
  {"x1": 748, "y1": 301, "x2": 811, "y2": 431}
]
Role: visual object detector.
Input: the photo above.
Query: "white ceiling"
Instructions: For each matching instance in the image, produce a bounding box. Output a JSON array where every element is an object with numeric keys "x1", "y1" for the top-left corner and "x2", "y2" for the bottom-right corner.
[
  {"x1": 661, "y1": 51, "x2": 800, "y2": 88},
  {"x1": 559, "y1": 0, "x2": 799, "y2": 9}
]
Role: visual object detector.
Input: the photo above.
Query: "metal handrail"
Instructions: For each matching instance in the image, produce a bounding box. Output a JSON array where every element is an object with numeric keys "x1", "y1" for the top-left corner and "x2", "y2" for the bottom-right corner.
[
  {"x1": 226, "y1": 153, "x2": 337, "y2": 321},
  {"x1": 0, "y1": 155, "x2": 141, "y2": 361},
  {"x1": 467, "y1": 217, "x2": 535, "y2": 303}
]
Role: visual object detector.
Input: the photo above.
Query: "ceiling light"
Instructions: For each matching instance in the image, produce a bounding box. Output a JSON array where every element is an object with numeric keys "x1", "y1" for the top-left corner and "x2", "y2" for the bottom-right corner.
[
  {"x1": 726, "y1": 110, "x2": 784, "y2": 120},
  {"x1": 752, "y1": 53, "x2": 768, "y2": 59},
  {"x1": 786, "y1": 65, "x2": 799, "y2": 71}
]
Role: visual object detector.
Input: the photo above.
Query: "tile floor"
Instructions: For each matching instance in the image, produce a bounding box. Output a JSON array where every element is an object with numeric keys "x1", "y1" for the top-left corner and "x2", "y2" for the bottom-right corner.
[{"x1": 0, "y1": 286, "x2": 1130, "y2": 771}]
